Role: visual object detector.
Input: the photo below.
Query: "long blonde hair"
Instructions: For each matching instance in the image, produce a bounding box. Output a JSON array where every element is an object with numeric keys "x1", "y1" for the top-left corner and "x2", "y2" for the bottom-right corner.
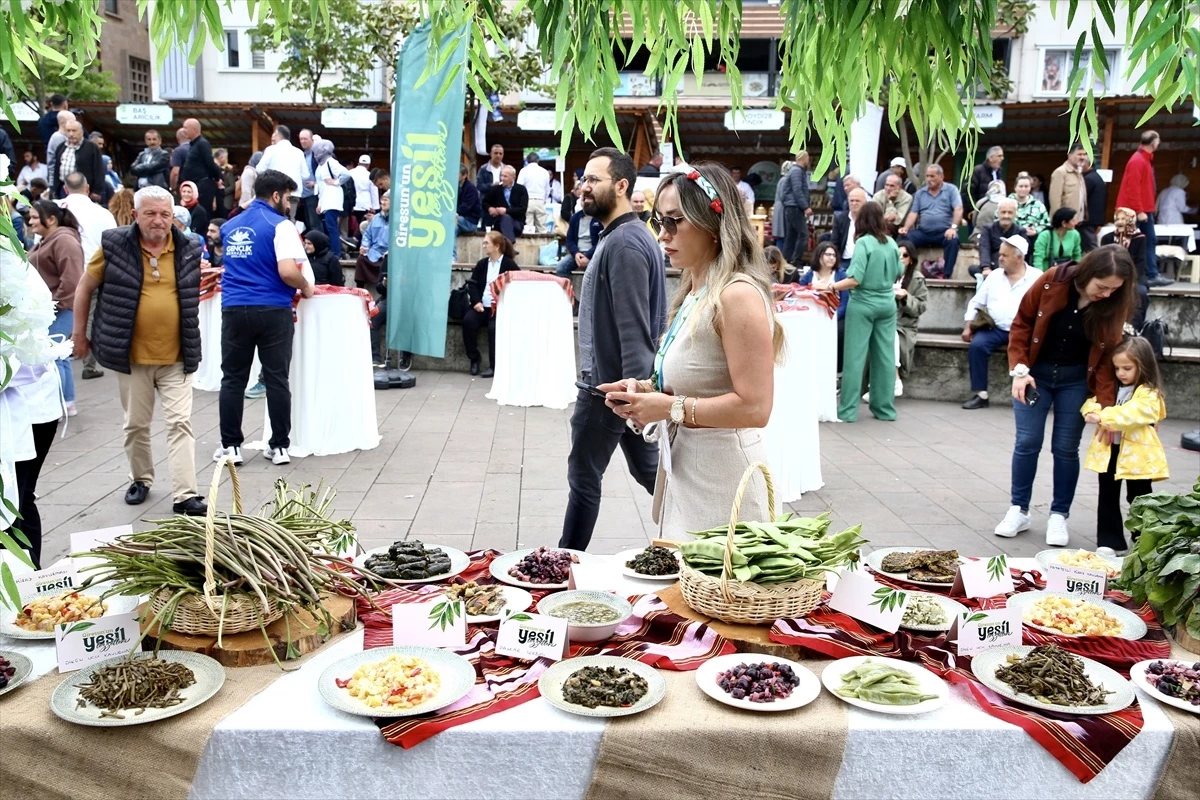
[
  {"x1": 109, "y1": 188, "x2": 135, "y2": 226},
  {"x1": 656, "y1": 163, "x2": 784, "y2": 360}
]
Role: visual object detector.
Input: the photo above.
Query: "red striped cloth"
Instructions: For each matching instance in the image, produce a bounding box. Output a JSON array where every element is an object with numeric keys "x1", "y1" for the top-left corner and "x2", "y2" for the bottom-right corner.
[
  {"x1": 290, "y1": 284, "x2": 379, "y2": 322},
  {"x1": 488, "y1": 270, "x2": 575, "y2": 316},
  {"x1": 768, "y1": 575, "x2": 1168, "y2": 782},
  {"x1": 771, "y1": 284, "x2": 840, "y2": 318},
  {"x1": 199, "y1": 267, "x2": 222, "y2": 301},
  {"x1": 356, "y1": 550, "x2": 735, "y2": 748}
]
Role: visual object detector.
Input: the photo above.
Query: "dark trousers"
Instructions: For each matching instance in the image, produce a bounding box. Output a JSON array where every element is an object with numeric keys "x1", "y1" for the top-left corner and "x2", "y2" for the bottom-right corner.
[
  {"x1": 1079, "y1": 225, "x2": 1099, "y2": 253},
  {"x1": 195, "y1": 178, "x2": 218, "y2": 216},
  {"x1": 488, "y1": 213, "x2": 518, "y2": 242},
  {"x1": 968, "y1": 327, "x2": 1009, "y2": 392},
  {"x1": 1097, "y1": 444, "x2": 1152, "y2": 551},
  {"x1": 1137, "y1": 213, "x2": 1159, "y2": 279},
  {"x1": 559, "y1": 391, "x2": 658, "y2": 551},
  {"x1": 220, "y1": 306, "x2": 294, "y2": 450},
  {"x1": 300, "y1": 195, "x2": 320, "y2": 234},
  {"x1": 904, "y1": 227, "x2": 961, "y2": 278},
  {"x1": 462, "y1": 305, "x2": 495, "y2": 367},
  {"x1": 1134, "y1": 283, "x2": 1149, "y2": 330},
  {"x1": 783, "y1": 206, "x2": 808, "y2": 265},
  {"x1": 323, "y1": 210, "x2": 342, "y2": 257},
  {"x1": 1011, "y1": 363, "x2": 1089, "y2": 516},
  {"x1": 9, "y1": 420, "x2": 58, "y2": 569},
  {"x1": 371, "y1": 301, "x2": 387, "y2": 363}
]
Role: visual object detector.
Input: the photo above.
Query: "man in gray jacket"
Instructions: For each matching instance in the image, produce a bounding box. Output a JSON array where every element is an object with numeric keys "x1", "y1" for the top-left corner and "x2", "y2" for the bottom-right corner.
[
  {"x1": 779, "y1": 150, "x2": 811, "y2": 265},
  {"x1": 560, "y1": 147, "x2": 665, "y2": 551}
]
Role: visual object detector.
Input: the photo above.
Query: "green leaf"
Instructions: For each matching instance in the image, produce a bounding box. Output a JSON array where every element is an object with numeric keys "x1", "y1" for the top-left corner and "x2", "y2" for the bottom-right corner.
[
  {"x1": 65, "y1": 621, "x2": 96, "y2": 635},
  {"x1": 0, "y1": 563, "x2": 21, "y2": 612},
  {"x1": 0, "y1": 529, "x2": 33, "y2": 568}
]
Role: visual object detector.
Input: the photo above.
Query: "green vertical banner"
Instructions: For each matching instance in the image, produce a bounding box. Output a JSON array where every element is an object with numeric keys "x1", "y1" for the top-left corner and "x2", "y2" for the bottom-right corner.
[{"x1": 387, "y1": 21, "x2": 469, "y2": 357}]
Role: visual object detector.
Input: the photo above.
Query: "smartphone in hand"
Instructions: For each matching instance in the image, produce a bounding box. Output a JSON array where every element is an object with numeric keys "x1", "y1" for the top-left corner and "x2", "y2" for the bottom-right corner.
[
  {"x1": 1025, "y1": 385, "x2": 1040, "y2": 406},
  {"x1": 575, "y1": 381, "x2": 629, "y2": 405}
]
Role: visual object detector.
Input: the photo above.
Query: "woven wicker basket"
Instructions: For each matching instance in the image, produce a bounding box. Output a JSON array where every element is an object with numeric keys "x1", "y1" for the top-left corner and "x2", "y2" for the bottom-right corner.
[
  {"x1": 153, "y1": 457, "x2": 283, "y2": 636},
  {"x1": 678, "y1": 462, "x2": 826, "y2": 625}
]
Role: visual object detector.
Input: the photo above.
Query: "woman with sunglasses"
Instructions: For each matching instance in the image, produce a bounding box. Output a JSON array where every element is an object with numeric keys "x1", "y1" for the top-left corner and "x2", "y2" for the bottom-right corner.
[
  {"x1": 598, "y1": 164, "x2": 783, "y2": 539},
  {"x1": 813, "y1": 201, "x2": 903, "y2": 421},
  {"x1": 27, "y1": 200, "x2": 84, "y2": 416},
  {"x1": 798, "y1": 241, "x2": 849, "y2": 373}
]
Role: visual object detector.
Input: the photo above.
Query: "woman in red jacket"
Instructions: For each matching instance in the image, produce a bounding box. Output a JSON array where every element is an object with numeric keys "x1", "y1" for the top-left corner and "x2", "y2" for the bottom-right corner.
[{"x1": 997, "y1": 245, "x2": 1136, "y2": 546}]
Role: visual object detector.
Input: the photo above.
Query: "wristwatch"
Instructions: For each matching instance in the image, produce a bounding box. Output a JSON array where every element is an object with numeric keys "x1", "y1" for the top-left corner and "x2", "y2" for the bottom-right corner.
[{"x1": 670, "y1": 395, "x2": 687, "y2": 425}]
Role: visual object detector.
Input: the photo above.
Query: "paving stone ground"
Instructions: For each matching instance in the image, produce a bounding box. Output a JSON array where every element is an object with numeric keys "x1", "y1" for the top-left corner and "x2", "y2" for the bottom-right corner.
[{"x1": 36, "y1": 368, "x2": 1200, "y2": 565}]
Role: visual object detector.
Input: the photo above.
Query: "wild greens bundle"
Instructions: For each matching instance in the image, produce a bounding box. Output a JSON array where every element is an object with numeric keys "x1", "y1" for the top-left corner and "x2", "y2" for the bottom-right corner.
[{"x1": 1117, "y1": 480, "x2": 1200, "y2": 640}]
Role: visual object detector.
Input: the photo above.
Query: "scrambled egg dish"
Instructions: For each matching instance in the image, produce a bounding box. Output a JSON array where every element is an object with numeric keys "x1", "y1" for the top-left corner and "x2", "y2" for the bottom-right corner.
[
  {"x1": 1057, "y1": 550, "x2": 1121, "y2": 579},
  {"x1": 15, "y1": 592, "x2": 107, "y2": 632},
  {"x1": 336, "y1": 654, "x2": 441, "y2": 710},
  {"x1": 1024, "y1": 596, "x2": 1124, "y2": 637}
]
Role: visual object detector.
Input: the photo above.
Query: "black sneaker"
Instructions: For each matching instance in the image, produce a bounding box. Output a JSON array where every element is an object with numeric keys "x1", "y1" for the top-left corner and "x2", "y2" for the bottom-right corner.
[
  {"x1": 81, "y1": 365, "x2": 104, "y2": 379},
  {"x1": 470, "y1": 359, "x2": 480, "y2": 376},
  {"x1": 961, "y1": 395, "x2": 989, "y2": 410},
  {"x1": 1147, "y1": 276, "x2": 1174, "y2": 287},
  {"x1": 172, "y1": 496, "x2": 208, "y2": 516},
  {"x1": 124, "y1": 481, "x2": 149, "y2": 505},
  {"x1": 481, "y1": 367, "x2": 494, "y2": 378},
  {"x1": 398, "y1": 352, "x2": 413, "y2": 371}
]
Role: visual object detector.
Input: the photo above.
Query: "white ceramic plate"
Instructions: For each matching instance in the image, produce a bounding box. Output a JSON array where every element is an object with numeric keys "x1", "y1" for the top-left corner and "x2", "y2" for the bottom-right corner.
[
  {"x1": 1129, "y1": 659, "x2": 1200, "y2": 715},
  {"x1": 489, "y1": 549, "x2": 591, "y2": 590},
  {"x1": 319, "y1": 645, "x2": 476, "y2": 718},
  {"x1": 865, "y1": 547, "x2": 964, "y2": 589},
  {"x1": 615, "y1": 548, "x2": 681, "y2": 582},
  {"x1": 821, "y1": 656, "x2": 949, "y2": 715},
  {"x1": 1034, "y1": 549, "x2": 1123, "y2": 579},
  {"x1": 539, "y1": 655, "x2": 666, "y2": 718},
  {"x1": 0, "y1": 588, "x2": 140, "y2": 640},
  {"x1": 451, "y1": 585, "x2": 533, "y2": 624},
  {"x1": 695, "y1": 653, "x2": 821, "y2": 712},
  {"x1": 973, "y1": 645, "x2": 1135, "y2": 715},
  {"x1": 1007, "y1": 590, "x2": 1147, "y2": 640},
  {"x1": 354, "y1": 544, "x2": 470, "y2": 585},
  {"x1": 51, "y1": 651, "x2": 226, "y2": 727},
  {"x1": 898, "y1": 592, "x2": 969, "y2": 633},
  {"x1": 0, "y1": 650, "x2": 34, "y2": 697}
]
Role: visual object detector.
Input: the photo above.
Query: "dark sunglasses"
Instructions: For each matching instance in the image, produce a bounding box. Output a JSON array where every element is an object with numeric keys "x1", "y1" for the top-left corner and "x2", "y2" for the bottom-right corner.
[{"x1": 649, "y1": 213, "x2": 686, "y2": 235}]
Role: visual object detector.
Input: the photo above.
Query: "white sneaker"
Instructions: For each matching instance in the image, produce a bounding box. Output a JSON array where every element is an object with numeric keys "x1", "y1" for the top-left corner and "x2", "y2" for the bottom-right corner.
[
  {"x1": 994, "y1": 505, "x2": 1031, "y2": 538},
  {"x1": 894, "y1": 377, "x2": 904, "y2": 397},
  {"x1": 264, "y1": 447, "x2": 290, "y2": 465},
  {"x1": 1045, "y1": 514, "x2": 1070, "y2": 547},
  {"x1": 1095, "y1": 546, "x2": 1117, "y2": 557},
  {"x1": 861, "y1": 392, "x2": 870, "y2": 403},
  {"x1": 65, "y1": 401, "x2": 78, "y2": 417},
  {"x1": 213, "y1": 445, "x2": 243, "y2": 465}
]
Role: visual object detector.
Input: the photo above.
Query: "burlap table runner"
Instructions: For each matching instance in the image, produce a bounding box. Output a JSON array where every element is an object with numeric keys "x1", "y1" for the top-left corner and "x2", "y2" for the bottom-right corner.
[
  {"x1": 0, "y1": 628, "x2": 355, "y2": 800},
  {"x1": 585, "y1": 586, "x2": 848, "y2": 800},
  {"x1": 1151, "y1": 639, "x2": 1200, "y2": 800}
]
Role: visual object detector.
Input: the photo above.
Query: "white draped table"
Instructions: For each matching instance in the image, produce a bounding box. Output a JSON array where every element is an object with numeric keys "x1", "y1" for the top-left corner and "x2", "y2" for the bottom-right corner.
[
  {"x1": 3, "y1": 557, "x2": 1179, "y2": 800},
  {"x1": 194, "y1": 295, "x2": 260, "y2": 394},
  {"x1": 764, "y1": 307, "x2": 824, "y2": 501},
  {"x1": 257, "y1": 291, "x2": 380, "y2": 457},
  {"x1": 486, "y1": 276, "x2": 577, "y2": 410}
]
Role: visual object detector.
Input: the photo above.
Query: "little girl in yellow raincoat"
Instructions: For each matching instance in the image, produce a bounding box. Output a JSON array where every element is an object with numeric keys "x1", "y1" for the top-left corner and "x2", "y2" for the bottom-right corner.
[{"x1": 1080, "y1": 337, "x2": 1169, "y2": 555}]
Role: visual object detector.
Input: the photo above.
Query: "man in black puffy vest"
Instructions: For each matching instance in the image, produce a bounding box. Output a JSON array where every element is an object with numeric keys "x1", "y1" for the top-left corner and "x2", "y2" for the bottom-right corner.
[{"x1": 71, "y1": 186, "x2": 207, "y2": 516}]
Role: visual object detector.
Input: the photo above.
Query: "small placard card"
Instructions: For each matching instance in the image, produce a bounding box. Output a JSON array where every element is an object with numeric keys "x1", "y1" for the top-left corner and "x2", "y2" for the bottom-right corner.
[
  {"x1": 391, "y1": 600, "x2": 466, "y2": 649},
  {"x1": 827, "y1": 566, "x2": 910, "y2": 633},
  {"x1": 947, "y1": 607, "x2": 1023, "y2": 657},
  {"x1": 1044, "y1": 563, "x2": 1107, "y2": 599},
  {"x1": 494, "y1": 611, "x2": 568, "y2": 662},
  {"x1": 55, "y1": 611, "x2": 140, "y2": 672},
  {"x1": 951, "y1": 555, "x2": 1015, "y2": 599},
  {"x1": 14, "y1": 565, "x2": 80, "y2": 601},
  {"x1": 568, "y1": 562, "x2": 617, "y2": 592}
]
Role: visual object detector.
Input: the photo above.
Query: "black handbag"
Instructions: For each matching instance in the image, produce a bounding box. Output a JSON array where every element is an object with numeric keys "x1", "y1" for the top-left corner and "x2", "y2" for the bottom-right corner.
[
  {"x1": 1138, "y1": 318, "x2": 1168, "y2": 358},
  {"x1": 448, "y1": 280, "x2": 474, "y2": 321}
]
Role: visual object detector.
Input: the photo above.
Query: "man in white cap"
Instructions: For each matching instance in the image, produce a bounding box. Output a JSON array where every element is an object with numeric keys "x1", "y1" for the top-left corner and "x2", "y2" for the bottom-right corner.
[
  {"x1": 874, "y1": 156, "x2": 913, "y2": 193},
  {"x1": 960, "y1": 235, "x2": 1037, "y2": 410},
  {"x1": 348, "y1": 154, "x2": 378, "y2": 236}
]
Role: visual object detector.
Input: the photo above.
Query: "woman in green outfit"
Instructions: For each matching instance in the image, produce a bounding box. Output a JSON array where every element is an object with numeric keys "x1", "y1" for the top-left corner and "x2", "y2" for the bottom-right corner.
[
  {"x1": 1032, "y1": 206, "x2": 1082, "y2": 270},
  {"x1": 815, "y1": 202, "x2": 903, "y2": 422}
]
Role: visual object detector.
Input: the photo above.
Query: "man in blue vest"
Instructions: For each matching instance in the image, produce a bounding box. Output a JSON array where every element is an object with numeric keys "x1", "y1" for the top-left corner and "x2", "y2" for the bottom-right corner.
[{"x1": 215, "y1": 170, "x2": 314, "y2": 466}]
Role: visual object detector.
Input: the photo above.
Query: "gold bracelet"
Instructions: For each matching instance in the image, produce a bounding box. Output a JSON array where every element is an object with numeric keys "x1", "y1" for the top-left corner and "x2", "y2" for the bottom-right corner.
[
  {"x1": 689, "y1": 397, "x2": 698, "y2": 426},
  {"x1": 637, "y1": 379, "x2": 655, "y2": 393}
]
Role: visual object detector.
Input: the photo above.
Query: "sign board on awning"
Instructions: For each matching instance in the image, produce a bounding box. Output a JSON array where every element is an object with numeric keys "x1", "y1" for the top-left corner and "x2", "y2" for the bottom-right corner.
[
  {"x1": 972, "y1": 106, "x2": 1004, "y2": 128},
  {"x1": 320, "y1": 108, "x2": 377, "y2": 129},
  {"x1": 724, "y1": 109, "x2": 785, "y2": 131},
  {"x1": 517, "y1": 109, "x2": 559, "y2": 131},
  {"x1": 11, "y1": 103, "x2": 40, "y2": 123},
  {"x1": 115, "y1": 104, "x2": 174, "y2": 125}
]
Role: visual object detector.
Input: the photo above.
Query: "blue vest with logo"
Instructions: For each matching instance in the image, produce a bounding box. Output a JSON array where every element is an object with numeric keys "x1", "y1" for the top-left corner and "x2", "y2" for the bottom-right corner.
[{"x1": 219, "y1": 199, "x2": 296, "y2": 308}]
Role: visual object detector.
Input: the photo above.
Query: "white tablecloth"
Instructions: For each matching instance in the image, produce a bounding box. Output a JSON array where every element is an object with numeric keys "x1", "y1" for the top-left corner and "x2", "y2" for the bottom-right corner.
[
  {"x1": 777, "y1": 296, "x2": 839, "y2": 421},
  {"x1": 257, "y1": 294, "x2": 380, "y2": 457},
  {"x1": 764, "y1": 311, "x2": 823, "y2": 502},
  {"x1": 486, "y1": 281, "x2": 577, "y2": 410},
  {"x1": 1097, "y1": 224, "x2": 1196, "y2": 252},
  {"x1": 4, "y1": 556, "x2": 1179, "y2": 800},
  {"x1": 194, "y1": 297, "x2": 260, "y2": 393}
]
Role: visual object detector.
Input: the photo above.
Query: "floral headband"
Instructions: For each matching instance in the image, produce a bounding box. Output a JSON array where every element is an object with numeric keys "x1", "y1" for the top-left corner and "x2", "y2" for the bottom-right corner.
[{"x1": 687, "y1": 170, "x2": 723, "y2": 214}]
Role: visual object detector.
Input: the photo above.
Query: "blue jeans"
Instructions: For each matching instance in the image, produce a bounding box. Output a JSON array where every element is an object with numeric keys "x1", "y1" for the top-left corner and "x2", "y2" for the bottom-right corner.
[
  {"x1": 322, "y1": 210, "x2": 342, "y2": 258},
  {"x1": 49, "y1": 309, "x2": 75, "y2": 402},
  {"x1": 456, "y1": 215, "x2": 479, "y2": 234},
  {"x1": 968, "y1": 327, "x2": 1009, "y2": 392},
  {"x1": 1137, "y1": 213, "x2": 1158, "y2": 278},
  {"x1": 904, "y1": 227, "x2": 960, "y2": 278},
  {"x1": 1010, "y1": 363, "x2": 1089, "y2": 516},
  {"x1": 556, "y1": 254, "x2": 576, "y2": 278}
]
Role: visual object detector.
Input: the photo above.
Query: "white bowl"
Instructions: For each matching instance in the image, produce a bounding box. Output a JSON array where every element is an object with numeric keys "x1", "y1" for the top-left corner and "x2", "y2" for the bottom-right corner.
[{"x1": 536, "y1": 590, "x2": 632, "y2": 643}]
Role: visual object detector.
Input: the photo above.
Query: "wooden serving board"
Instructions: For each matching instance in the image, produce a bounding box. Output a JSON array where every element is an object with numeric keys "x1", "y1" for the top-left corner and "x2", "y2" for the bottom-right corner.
[
  {"x1": 655, "y1": 585, "x2": 805, "y2": 661},
  {"x1": 140, "y1": 594, "x2": 357, "y2": 668}
]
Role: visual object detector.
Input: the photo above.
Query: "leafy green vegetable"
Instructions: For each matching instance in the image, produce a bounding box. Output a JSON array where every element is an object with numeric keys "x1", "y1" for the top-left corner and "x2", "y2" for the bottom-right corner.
[
  {"x1": 679, "y1": 516, "x2": 866, "y2": 585},
  {"x1": 1116, "y1": 479, "x2": 1200, "y2": 639}
]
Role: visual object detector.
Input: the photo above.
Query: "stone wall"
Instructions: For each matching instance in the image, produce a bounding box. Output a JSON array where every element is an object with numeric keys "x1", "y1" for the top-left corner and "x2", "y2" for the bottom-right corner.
[{"x1": 99, "y1": 3, "x2": 152, "y2": 103}]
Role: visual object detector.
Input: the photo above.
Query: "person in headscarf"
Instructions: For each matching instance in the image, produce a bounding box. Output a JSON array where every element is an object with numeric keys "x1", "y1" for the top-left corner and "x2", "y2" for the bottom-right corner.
[
  {"x1": 172, "y1": 204, "x2": 209, "y2": 259},
  {"x1": 1155, "y1": 173, "x2": 1196, "y2": 225},
  {"x1": 102, "y1": 154, "x2": 121, "y2": 197},
  {"x1": 312, "y1": 138, "x2": 349, "y2": 257},
  {"x1": 969, "y1": 180, "x2": 1008, "y2": 244},
  {"x1": 236, "y1": 151, "x2": 264, "y2": 216},
  {"x1": 178, "y1": 180, "x2": 208, "y2": 236},
  {"x1": 303, "y1": 229, "x2": 344, "y2": 286},
  {"x1": 1101, "y1": 207, "x2": 1149, "y2": 328}
]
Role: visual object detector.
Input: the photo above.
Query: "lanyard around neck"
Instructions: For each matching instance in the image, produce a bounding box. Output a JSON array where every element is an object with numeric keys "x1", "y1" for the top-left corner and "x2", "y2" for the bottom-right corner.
[{"x1": 652, "y1": 286, "x2": 707, "y2": 392}]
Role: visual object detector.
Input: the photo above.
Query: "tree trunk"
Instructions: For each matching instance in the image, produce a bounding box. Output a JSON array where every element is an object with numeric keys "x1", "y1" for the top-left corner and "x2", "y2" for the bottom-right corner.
[{"x1": 898, "y1": 119, "x2": 950, "y2": 190}]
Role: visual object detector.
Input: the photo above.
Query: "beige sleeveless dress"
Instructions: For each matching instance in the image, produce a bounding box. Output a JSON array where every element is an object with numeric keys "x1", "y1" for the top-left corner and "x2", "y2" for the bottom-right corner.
[{"x1": 651, "y1": 275, "x2": 775, "y2": 540}]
